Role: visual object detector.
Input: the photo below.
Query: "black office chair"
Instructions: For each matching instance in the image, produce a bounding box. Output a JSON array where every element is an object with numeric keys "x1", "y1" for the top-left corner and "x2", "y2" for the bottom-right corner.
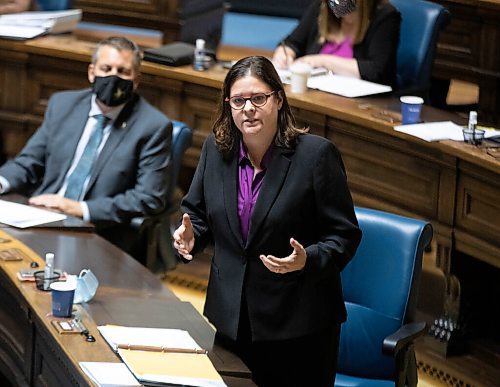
[
  {"x1": 335, "y1": 207, "x2": 433, "y2": 387},
  {"x1": 391, "y1": 0, "x2": 450, "y2": 102},
  {"x1": 132, "y1": 120, "x2": 193, "y2": 273}
]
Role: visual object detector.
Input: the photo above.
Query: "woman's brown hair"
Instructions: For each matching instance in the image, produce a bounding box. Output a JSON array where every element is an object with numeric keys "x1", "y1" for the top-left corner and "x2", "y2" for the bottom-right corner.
[
  {"x1": 318, "y1": 0, "x2": 381, "y2": 45},
  {"x1": 212, "y1": 56, "x2": 307, "y2": 159}
]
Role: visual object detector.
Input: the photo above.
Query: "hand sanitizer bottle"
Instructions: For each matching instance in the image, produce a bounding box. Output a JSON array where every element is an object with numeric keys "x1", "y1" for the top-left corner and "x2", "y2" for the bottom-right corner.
[{"x1": 193, "y1": 38, "x2": 206, "y2": 71}]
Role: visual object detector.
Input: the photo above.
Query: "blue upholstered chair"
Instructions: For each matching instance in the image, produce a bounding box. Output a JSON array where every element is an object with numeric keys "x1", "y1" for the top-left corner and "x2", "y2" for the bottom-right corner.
[
  {"x1": 335, "y1": 207, "x2": 433, "y2": 387},
  {"x1": 391, "y1": 0, "x2": 450, "y2": 101},
  {"x1": 132, "y1": 120, "x2": 193, "y2": 272},
  {"x1": 36, "y1": 0, "x2": 72, "y2": 11}
]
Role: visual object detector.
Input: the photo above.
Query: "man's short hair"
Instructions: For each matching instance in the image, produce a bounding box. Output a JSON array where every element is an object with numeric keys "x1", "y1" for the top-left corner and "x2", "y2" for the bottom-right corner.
[{"x1": 92, "y1": 36, "x2": 142, "y2": 74}]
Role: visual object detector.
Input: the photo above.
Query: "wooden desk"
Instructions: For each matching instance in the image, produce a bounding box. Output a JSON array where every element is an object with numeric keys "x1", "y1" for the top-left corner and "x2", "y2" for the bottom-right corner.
[
  {"x1": 0, "y1": 227, "x2": 253, "y2": 386},
  {"x1": 1, "y1": 36, "x2": 500, "y2": 380}
]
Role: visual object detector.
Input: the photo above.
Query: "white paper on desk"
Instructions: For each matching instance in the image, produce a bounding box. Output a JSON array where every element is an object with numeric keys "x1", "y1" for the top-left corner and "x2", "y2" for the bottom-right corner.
[
  {"x1": 0, "y1": 25, "x2": 46, "y2": 39},
  {"x1": 307, "y1": 74, "x2": 392, "y2": 97},
  {"x1": 0, "y1": 200, "x2": 67, "y2": 228},
  {"x1": 79, "y1": 362, "x2": 141, "y2": 387},
  {"x1": 394, "y1": 121, "x2": 464, "y2": 141},
  {"x1": 97, "y1": 325, "x2": 204, "y2": 352},
  {"x1": 0, "y1": 9, "x2": 81, "y2": 37},
  {"x1": 395, "y1": 121, "x2": 500, "y2": 142}
]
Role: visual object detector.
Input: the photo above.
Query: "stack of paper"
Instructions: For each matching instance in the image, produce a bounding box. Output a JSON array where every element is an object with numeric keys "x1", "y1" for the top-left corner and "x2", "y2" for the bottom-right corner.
[
  {"x1": 0, "y1": 9, "x2": 81, "y2": 39},
  {"x1": 79, "y1": 362, "x2": 141, "y2": 387},
  {"x1": 394, "y1": 121, "x2": 500, "y2": 142},
  {"x1": 98, "y1": 325, "x2": 227, "y2": 387}
]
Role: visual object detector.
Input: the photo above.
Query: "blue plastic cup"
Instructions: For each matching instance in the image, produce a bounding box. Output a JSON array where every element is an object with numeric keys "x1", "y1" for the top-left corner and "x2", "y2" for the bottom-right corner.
[
  {"x1": 400, "y1": 96, "x2": 424, "y2": 125},
  {"x1": 50, "y1": 281, "x2": 76, "y2": 317}
]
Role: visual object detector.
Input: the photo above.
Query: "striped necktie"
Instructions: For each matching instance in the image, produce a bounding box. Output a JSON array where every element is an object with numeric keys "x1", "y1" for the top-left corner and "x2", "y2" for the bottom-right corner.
[{"x1": 64, "y1": 114, "x2": 109, "y2": 201}]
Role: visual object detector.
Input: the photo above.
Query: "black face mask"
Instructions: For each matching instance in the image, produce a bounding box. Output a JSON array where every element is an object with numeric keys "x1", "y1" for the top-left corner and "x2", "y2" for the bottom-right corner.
[
  {"x1": 328, "y1": 0, "x2": 357, "y2": 18},
  {"x1": 92, "y1": 75, "x2": 134, "y2": 107}
]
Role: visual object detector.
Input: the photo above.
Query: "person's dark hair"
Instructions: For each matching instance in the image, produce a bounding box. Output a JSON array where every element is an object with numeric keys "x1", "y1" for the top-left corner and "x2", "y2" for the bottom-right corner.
[
  {"x1": 212, "y1": 56, "x2": 307, "y2": 158},
  {"x1": 92, "y1": 36, "x2": 142, "y2": 74}
]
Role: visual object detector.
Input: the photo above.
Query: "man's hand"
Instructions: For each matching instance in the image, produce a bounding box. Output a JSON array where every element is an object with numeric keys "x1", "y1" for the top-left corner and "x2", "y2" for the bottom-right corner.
[
  {"x1": 173, "y1": 213, "x2": 195, "y2": 260},
  {"x1": 29, "y1": 194, "x2": 83, "y2": 218},
  {"x1": 260, "y1": 238, "x2": 307, "y2": 274}
]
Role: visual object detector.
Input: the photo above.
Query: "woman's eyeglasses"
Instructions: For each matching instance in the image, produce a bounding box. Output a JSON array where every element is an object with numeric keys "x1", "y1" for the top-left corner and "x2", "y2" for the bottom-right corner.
[{"x1": 225, "y1": 91, "x2": 276, "y2": 110}]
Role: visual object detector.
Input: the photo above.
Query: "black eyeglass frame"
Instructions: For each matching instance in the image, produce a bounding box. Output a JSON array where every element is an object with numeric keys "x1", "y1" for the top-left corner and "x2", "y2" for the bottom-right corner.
[{"x1": 225, "y1": 91, "x2": 276, "y2": 110}]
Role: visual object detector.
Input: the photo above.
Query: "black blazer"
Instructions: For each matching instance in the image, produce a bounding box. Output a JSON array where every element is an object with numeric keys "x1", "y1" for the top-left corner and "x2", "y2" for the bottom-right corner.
[
  {"x1": 283, "y1": 0, "x2": 401, "y2": 87},
  {"x1": 181, "y1": 134, "x2": 361, "y2": 341}
]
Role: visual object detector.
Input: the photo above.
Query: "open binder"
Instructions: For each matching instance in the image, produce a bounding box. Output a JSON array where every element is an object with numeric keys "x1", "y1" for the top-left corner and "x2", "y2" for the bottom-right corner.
[{"x1": 98, "y1": 325, "x2": 227, "y2": 387}]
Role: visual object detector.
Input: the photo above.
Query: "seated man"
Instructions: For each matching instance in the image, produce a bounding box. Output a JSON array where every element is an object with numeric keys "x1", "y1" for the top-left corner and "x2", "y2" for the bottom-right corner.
[
  {"x1": 0, "y1": 36, "x2": 172, "y2": 258},
  {"x1": 0, "y1": 0, "x2": 31, "y2": 14}
]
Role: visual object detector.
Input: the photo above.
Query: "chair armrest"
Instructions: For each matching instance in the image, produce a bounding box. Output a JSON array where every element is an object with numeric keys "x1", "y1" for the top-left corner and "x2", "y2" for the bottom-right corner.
[{"x1": 382, "y1": 321, "x2": 427, "y2": 356}]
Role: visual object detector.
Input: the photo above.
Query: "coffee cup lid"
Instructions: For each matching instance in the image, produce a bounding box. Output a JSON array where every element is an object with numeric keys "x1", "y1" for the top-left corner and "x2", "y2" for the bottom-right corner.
[
  {"x1": 50, "y1": 281, "x2": 76, "y2": 291},
  {"x1": 400, "y1": 96, "x2": 424, "y2": 104},
  {"x1": 290, "y1": 63, "x2": 311, "y2": 74}
]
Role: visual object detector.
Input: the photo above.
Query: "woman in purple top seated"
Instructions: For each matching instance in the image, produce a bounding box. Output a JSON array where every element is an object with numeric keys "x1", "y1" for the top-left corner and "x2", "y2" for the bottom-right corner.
[
  {"x1": 173, "y1": 55, "x2": 361, "y2": 386},
  {"x1": 273, "y1": 0, "x2": 401, "y2": 86}
]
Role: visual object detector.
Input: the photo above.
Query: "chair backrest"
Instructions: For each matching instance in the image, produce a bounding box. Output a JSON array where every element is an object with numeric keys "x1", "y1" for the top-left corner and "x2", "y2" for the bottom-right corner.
[
  {"x1": 168, "y1": 120, "x2": 193, "y2": 206},
  {"x1": 391, "y1": 0, "x2": 450, "y2": 100},
  {"x1": 36, "y1": 0, "x2": 72, "y2": 11},
  {"x1": 336, "y1": 207, "x2": 432, "y2": 384}
]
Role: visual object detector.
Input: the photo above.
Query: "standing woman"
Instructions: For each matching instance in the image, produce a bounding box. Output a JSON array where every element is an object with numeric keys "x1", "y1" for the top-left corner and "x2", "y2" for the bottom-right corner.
[
  {"x1": 173, "y1": 56, "x2": 361, "y2": 386},
  {"x1": 273, "y1": 0, "x2": 401, "y2": 87}
]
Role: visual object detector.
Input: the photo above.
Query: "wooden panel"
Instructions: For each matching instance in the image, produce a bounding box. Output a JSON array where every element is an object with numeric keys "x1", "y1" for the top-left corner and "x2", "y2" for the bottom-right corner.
[
  {"x1": 455, "y1": 161, "x2": 500, "y2": 268},
  {"x1": 180, "y1": 83, "x2": 220, "y2": 168},
  {"x1": 327, "y1": 118, "x2": 455, "y2": 222},
  {"x1": 433, "y1": 0, "x2": 500, "y2": 125},
  {"x1": 75, "y1": 0, "x2": 178, "y2": 33},
  {"x1": 0, "y1": 272, "x2": 33, "y2": 385}
]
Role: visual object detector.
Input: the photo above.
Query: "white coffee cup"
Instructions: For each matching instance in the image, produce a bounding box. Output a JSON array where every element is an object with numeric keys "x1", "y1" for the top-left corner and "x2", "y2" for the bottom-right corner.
[{"x1": 290, "y1": 63, "x2": 311, "y2": 93}]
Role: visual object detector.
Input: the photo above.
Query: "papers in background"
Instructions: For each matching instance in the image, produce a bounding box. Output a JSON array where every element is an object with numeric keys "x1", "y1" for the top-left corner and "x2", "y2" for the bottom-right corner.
[
  {"x1": 79, "y1": 362, "x2": 141, "y2": 387},
  {"x1": 277, "y1": 68, "x2": 392, "y2": 97},
  {"x1": 307, "y1": 74, "x2": 392, "y2": 97},
  {"x1": 98, "y1": 325, "x2": 226, "y2": 387},
  {"x1": 0, "y1": 200, "x2": 67, "y2": 228},
  {"x1": 0, "y1": 9, "x2": 82, "y2": 39},
  {"x1": 394, "y1": 121, "x2": 500, "y2": 142}
]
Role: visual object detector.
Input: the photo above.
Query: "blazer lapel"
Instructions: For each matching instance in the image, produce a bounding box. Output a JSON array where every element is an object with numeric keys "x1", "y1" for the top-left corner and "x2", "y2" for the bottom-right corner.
[
  {"x1": 246, "y1": 147, "x2": 292, "y2": 247},
  {"x1": 223, "y1": 155, "x2": 244, "y2": 247},
  {"x1": 52, "y1": 95, "x2": 91, "y2": 193},
  {"x1": 84, "y1": 95, "x2": 138, "y2": 195}
]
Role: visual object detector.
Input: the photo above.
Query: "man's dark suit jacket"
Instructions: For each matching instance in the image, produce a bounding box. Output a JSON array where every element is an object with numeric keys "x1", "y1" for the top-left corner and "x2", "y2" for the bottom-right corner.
[
  {"x1": 0, "y1": 89, "x2": 172, "y2": 248},
  {"x1": 181, "y1": 134, "x2": 361, "y2": 341}
]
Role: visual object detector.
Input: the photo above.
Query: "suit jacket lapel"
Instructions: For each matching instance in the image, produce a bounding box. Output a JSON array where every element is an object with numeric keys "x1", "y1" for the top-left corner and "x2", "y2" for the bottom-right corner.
[
  {"x1": 85, "y1": 95, "x2": 138, "y2": 195},
  {"x1": 52, "y1": 94, "x2": 91, "y2": 193},
  {"x1": 223, "y1": 154, "x2": 244, "y2": 247},
  {"x1": 246, "y1": 147, "x2": 292, "y2": 247}
]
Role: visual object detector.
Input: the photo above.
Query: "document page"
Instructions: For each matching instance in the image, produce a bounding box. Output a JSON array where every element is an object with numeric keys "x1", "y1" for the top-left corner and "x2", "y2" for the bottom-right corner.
[
  {"x1": 0, "y1": 200, "x2": 67, "y2": 228},
  {"x1": 394, "y1": 121, "x2": 500, "y2": 142},
  {"x1": 79, "y1": 362, "x2": 141, "y2": 387},
  {"x1": 307, "y1": 74, "x2": 392, "y2": 97}
]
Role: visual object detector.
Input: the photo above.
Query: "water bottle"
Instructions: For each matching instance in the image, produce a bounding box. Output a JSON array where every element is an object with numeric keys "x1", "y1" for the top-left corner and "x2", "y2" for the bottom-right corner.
[
  {"x1": 193, "y1": 39, "x2": 206, "y2": 71},
  {"x1": 44, "y1": 252, "x2": 55, "y2": 290}
]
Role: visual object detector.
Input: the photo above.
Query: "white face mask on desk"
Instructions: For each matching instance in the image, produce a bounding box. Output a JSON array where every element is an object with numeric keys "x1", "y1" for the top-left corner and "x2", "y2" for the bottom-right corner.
[{"x1": 72, "y1": 269, "x2": 99, "y2": 304}]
